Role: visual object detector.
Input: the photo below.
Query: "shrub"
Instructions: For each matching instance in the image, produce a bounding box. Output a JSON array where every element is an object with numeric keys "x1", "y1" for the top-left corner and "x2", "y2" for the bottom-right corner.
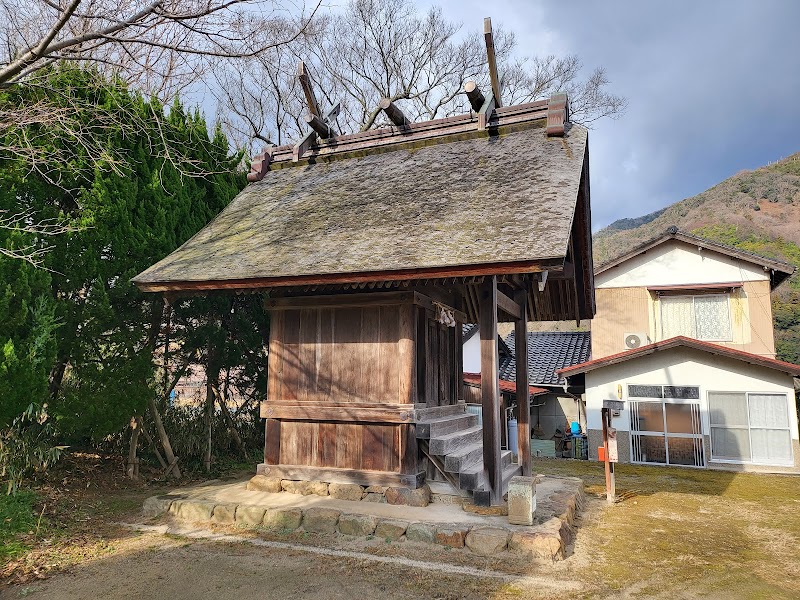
[{"x1": 0, "y1": 403, "x2": 65, "y2": 495}]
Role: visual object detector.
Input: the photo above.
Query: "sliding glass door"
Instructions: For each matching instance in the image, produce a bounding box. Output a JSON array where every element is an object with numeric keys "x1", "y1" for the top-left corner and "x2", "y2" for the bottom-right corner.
[{"x1": 629, "y1": 385, "x2": 705, "y2": 467}]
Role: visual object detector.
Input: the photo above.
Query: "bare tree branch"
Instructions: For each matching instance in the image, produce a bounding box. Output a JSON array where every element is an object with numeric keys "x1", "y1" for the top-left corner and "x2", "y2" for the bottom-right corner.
[
  {"x1": 0, "y1": 1, "x2": 322, "y2": 93},
  {"x1": 0, "y1": 209, "x2": 75, "y2": 266},
  {"x1": 215, "y1": 0, "x2": 627, "y2": 157}
]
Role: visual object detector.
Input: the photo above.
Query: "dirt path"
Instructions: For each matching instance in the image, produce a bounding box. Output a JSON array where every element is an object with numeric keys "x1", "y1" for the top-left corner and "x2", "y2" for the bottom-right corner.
[{"x1": 1, "y1": 529, "x2": 582, "y2": 600}]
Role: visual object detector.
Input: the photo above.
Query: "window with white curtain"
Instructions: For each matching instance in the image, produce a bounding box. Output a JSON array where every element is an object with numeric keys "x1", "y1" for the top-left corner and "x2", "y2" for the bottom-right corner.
[
  {"x1": 709, "y1": 391, "x2": 793, "y2": 464},
  {"x1": 660, "y1": 294, "x2": 732, "y2": 341}
]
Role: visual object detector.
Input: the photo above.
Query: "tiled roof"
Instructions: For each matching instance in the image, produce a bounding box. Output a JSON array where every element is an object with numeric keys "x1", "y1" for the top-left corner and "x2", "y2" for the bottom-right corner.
[
  {"x1": 462, "y1": 323, "x2": 513, "y2": 356},
  {"x1": 462, "y1": 372, "x2": 547, "y2": 397},
  {"x1": 462, "y1": 323, "x2": 478, "y2": 340},
  {"x1": 499, "y1": 331, "x2": 591, "y2": 386},
  {"x1": 558, "y1": 336, "x2": 800, "y2": 377}
]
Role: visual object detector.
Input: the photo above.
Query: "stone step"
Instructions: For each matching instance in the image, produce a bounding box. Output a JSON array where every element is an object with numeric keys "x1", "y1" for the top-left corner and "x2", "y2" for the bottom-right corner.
[
  {"x1": 416, "y1": 413, "x2": 478, "y2": 440},
  {"x1": 428, "y1": 426, "x2": 483, "y2": 456},
  {"x1": 413, "y1": 404, "x2": 466, "y2": 421},
  {"x1": 444, "y1": 442, "x2": 483, "y2": 473},
  {"x1": 458, "y1": 451, "x2": 513, "y2": 490}
]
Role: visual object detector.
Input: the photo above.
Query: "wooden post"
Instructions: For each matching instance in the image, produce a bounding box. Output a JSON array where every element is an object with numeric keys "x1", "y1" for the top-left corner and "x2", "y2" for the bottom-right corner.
[
  {"x1": 379, "y1": 98, "x2": 410, "y2": 127},
  {"x1": 464, "y1": 81, "x2": 486, "y2": 113},
  {"x1": 483, "y1": 17, "x2": 502, "y2": 107},
  {"x1": 305, "y1": 113, "x2": 333, "y2": 139},
  {"x1": 297, "y1": 61, "x2": 321, "y2": 117},
  {"x1": 398, "y1": 303, "x2": 419, "y2": 478},
  {"x1": 514, "y1": 289, "x2": 531, "y2": 477},
  {"x1": 479, "y1": 276, "x2": 503, "y2": 505},
  {"x1": 601, "y1": 407, "x2": 616, "y2": 505}
]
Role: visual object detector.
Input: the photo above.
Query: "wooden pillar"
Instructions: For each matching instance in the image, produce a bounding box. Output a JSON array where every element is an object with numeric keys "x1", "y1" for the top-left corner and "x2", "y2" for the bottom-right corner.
[
  {"x1": 455, "y1": 316, "x2": 464, "y2": 404},
  {"x1": 479, "y1": 276, "x2": 503, "y2": 505},
  {"x1": 398, "y1": 302, "x2": 419, "y2": 479},
  {"x1": 514, "y1": 289, "x2": 531, "y2": 476}
]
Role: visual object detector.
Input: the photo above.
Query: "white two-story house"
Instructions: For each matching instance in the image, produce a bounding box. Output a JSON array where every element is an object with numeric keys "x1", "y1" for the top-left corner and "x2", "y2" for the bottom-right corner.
[{"x1": 560, "y1": 227, "x2": 800, "y2": 472}]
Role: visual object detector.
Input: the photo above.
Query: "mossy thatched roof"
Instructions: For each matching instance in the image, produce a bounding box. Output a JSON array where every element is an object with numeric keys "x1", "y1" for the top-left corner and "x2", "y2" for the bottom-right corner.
[{"x1": 133, "y1": 122, "x2": 588, "y2": 292}]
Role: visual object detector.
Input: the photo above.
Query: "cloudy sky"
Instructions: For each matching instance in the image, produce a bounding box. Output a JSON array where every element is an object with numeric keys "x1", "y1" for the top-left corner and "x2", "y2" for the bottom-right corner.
[{"x1": 426, "y1": 0, "x2": 800, "y2": 230}]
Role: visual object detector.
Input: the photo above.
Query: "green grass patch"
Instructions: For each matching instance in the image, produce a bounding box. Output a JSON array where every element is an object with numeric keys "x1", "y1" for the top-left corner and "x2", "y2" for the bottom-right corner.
[{"x1": 0, "y1": 490, "x2": 41, "y2": 561}]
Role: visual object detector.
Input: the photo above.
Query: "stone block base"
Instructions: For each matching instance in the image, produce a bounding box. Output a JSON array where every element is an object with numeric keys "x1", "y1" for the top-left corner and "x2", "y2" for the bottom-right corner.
[
  {"x1": 144, "y1": 474, "x2": 583, "y2": 559},
  {"x1": 246, "y1": 475, "x2": 431, "y2": 507}
]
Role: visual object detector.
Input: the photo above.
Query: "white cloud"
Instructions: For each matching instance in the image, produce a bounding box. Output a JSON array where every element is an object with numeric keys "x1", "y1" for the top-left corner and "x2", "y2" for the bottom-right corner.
[{"x1": 437, "y1": 0, "x2": 800, "y2": 229}]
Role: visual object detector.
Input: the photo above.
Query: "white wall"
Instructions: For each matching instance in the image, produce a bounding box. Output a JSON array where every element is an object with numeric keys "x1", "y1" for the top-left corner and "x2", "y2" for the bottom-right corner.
[
  {"x1": 584, "y1": 347, "x2": 799, "y2": 464},
  {"x1": 463, "y1": 333, "x2": 481, "y2": 373},
  {"x1": 596, "y1": 239, "x2": 769, "y2": 289}
]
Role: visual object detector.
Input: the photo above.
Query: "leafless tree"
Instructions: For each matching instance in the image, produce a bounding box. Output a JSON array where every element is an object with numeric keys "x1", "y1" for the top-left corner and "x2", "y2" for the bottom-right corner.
[
  {"x1": 211, "y1": 15, "x2": 315, "y2": 152},
  {"x1": 216, "y1": 0, "x2": 627, "y2": 155},
  {"x1": 0, "y1": 1, "x2": 321, "y2": 95},
  {"x1": 308, "y1": 0, "x2": 506, "y2": 132},
  {"x1": 502, "y1": 54, "x2": 627, "y2": 125},
  {"x1": 0, "y1": 0, "x2": 320, "y2": 171}
]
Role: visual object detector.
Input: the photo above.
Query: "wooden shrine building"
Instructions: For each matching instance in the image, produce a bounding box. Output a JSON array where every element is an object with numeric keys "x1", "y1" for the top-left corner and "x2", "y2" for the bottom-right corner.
[{"x1": 134, "y1": 27, "x2": 595, "y2": 505}]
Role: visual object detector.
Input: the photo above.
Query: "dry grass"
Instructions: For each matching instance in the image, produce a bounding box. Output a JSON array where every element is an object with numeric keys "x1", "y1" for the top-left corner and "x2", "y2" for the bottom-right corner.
[{"x1": 535, "y1": 458, "x2": 800, "y2": 597}]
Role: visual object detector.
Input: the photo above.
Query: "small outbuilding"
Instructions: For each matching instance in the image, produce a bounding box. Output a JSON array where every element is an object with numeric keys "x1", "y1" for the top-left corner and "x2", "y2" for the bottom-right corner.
[{"x1": 134, "y1": 88, "x2": 595, "y2": 505}]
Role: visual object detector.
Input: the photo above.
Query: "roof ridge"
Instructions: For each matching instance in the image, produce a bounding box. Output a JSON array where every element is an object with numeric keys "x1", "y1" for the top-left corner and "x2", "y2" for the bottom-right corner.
[
  {"x1": 247, "y1": 97, "x2": 576, "y2": 180},
  {"x1": 595, "y1": 226, "x2": 796, "y2": 288},
  {"x1": 558, "y1": 335, "x2": 800, "y2": 377}
]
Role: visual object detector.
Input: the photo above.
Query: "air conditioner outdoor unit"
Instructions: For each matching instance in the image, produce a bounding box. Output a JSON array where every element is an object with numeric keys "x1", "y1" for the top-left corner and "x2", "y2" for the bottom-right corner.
[{"x1": 623, "y1": 332, "x2": 649, "y2": 350}]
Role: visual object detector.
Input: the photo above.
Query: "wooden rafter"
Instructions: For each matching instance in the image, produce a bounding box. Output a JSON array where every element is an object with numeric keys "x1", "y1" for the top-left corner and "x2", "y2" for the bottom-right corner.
[
  {"x1": 496, "y1": 288, "x2": 521, "y2": 319},
  {"x1": 483, "y1": 17, "x2": 502, "y2": 108},
  {"x1": 379, "y1": 98, "x2": 410, "y2": 128},
  {"x1": 464, "y1": 80, "x2": 485, "y2": 113},
  {"x1": 297, "y1": 61, "x2": 321, "y2": 117}
]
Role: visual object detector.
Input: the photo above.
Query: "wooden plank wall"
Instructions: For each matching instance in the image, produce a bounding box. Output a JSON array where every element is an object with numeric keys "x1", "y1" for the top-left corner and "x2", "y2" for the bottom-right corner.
[
  {"x1": 266, "y1": 303, "x2": 416, "y2": 476},
  {"x1": 277, "y1": 421, "x2": 400, "y2": 472},
  {"x1": 272, "y1": 305, "x2": 404, "y2": 403}
]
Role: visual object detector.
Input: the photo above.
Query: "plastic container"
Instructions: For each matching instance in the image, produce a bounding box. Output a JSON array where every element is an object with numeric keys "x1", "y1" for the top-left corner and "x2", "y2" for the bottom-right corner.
[
  {"x1": 570, "y1": 421, "x2": 581, "y2": 435},
  {"x1": 508, "y1": 417, "x2": 518, "y2": 456}
]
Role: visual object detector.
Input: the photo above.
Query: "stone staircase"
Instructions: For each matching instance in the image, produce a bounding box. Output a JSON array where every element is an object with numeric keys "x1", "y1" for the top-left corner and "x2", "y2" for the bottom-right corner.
[{"x1": 416, "y1": 405, "x2": 521, "y2": 502}]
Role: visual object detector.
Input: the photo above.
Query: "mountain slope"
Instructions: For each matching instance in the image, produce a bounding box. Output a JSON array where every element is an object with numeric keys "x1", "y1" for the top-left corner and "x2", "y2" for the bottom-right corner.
[{"x1": 592, "y1": 152, "x2": 800, "y2": 364}]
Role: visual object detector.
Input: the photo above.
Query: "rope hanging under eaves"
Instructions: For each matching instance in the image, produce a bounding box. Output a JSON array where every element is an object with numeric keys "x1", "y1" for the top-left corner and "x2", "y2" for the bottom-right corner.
[{"x1": 432, "y1": 301, "x2": 456, "y2": 327}]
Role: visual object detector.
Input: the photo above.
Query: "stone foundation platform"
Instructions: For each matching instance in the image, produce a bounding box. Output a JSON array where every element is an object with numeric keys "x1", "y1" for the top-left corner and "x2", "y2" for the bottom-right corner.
[{"x1": 142, "y1": 474, "x2": 584, "y2": 560}]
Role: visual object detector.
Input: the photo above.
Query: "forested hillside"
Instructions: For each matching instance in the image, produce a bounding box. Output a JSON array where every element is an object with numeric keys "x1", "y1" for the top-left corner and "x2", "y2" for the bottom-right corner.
[{"x1": 593, "y1": 152, "x2": 800, "y2": 363}]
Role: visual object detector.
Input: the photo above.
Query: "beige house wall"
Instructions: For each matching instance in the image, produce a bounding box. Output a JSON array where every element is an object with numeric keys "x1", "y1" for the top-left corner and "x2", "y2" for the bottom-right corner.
[
  {"x1": 591, "y1": 287, "x2": 652, "y2": 359},
  {"x1": 727, "y1": 279, "x2": 775, "y2": 357},
  {"x1": 591, "y1": 280, "x2": 776, "y2": 360}
]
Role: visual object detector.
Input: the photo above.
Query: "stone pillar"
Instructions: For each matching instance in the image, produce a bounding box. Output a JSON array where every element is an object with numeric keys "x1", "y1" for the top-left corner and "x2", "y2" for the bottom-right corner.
[{"x1": 507, "y1": 475, "x2": 537, "y2": 526}]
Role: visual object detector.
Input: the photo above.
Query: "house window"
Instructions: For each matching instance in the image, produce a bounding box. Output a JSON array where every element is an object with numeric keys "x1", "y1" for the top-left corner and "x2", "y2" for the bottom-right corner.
[
  {"x1": 709, "y1": 392, "x2": 793, "y2": 464},
  {"x1": 660, "y1": 294, "x2": 732, "y2": 341}
]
